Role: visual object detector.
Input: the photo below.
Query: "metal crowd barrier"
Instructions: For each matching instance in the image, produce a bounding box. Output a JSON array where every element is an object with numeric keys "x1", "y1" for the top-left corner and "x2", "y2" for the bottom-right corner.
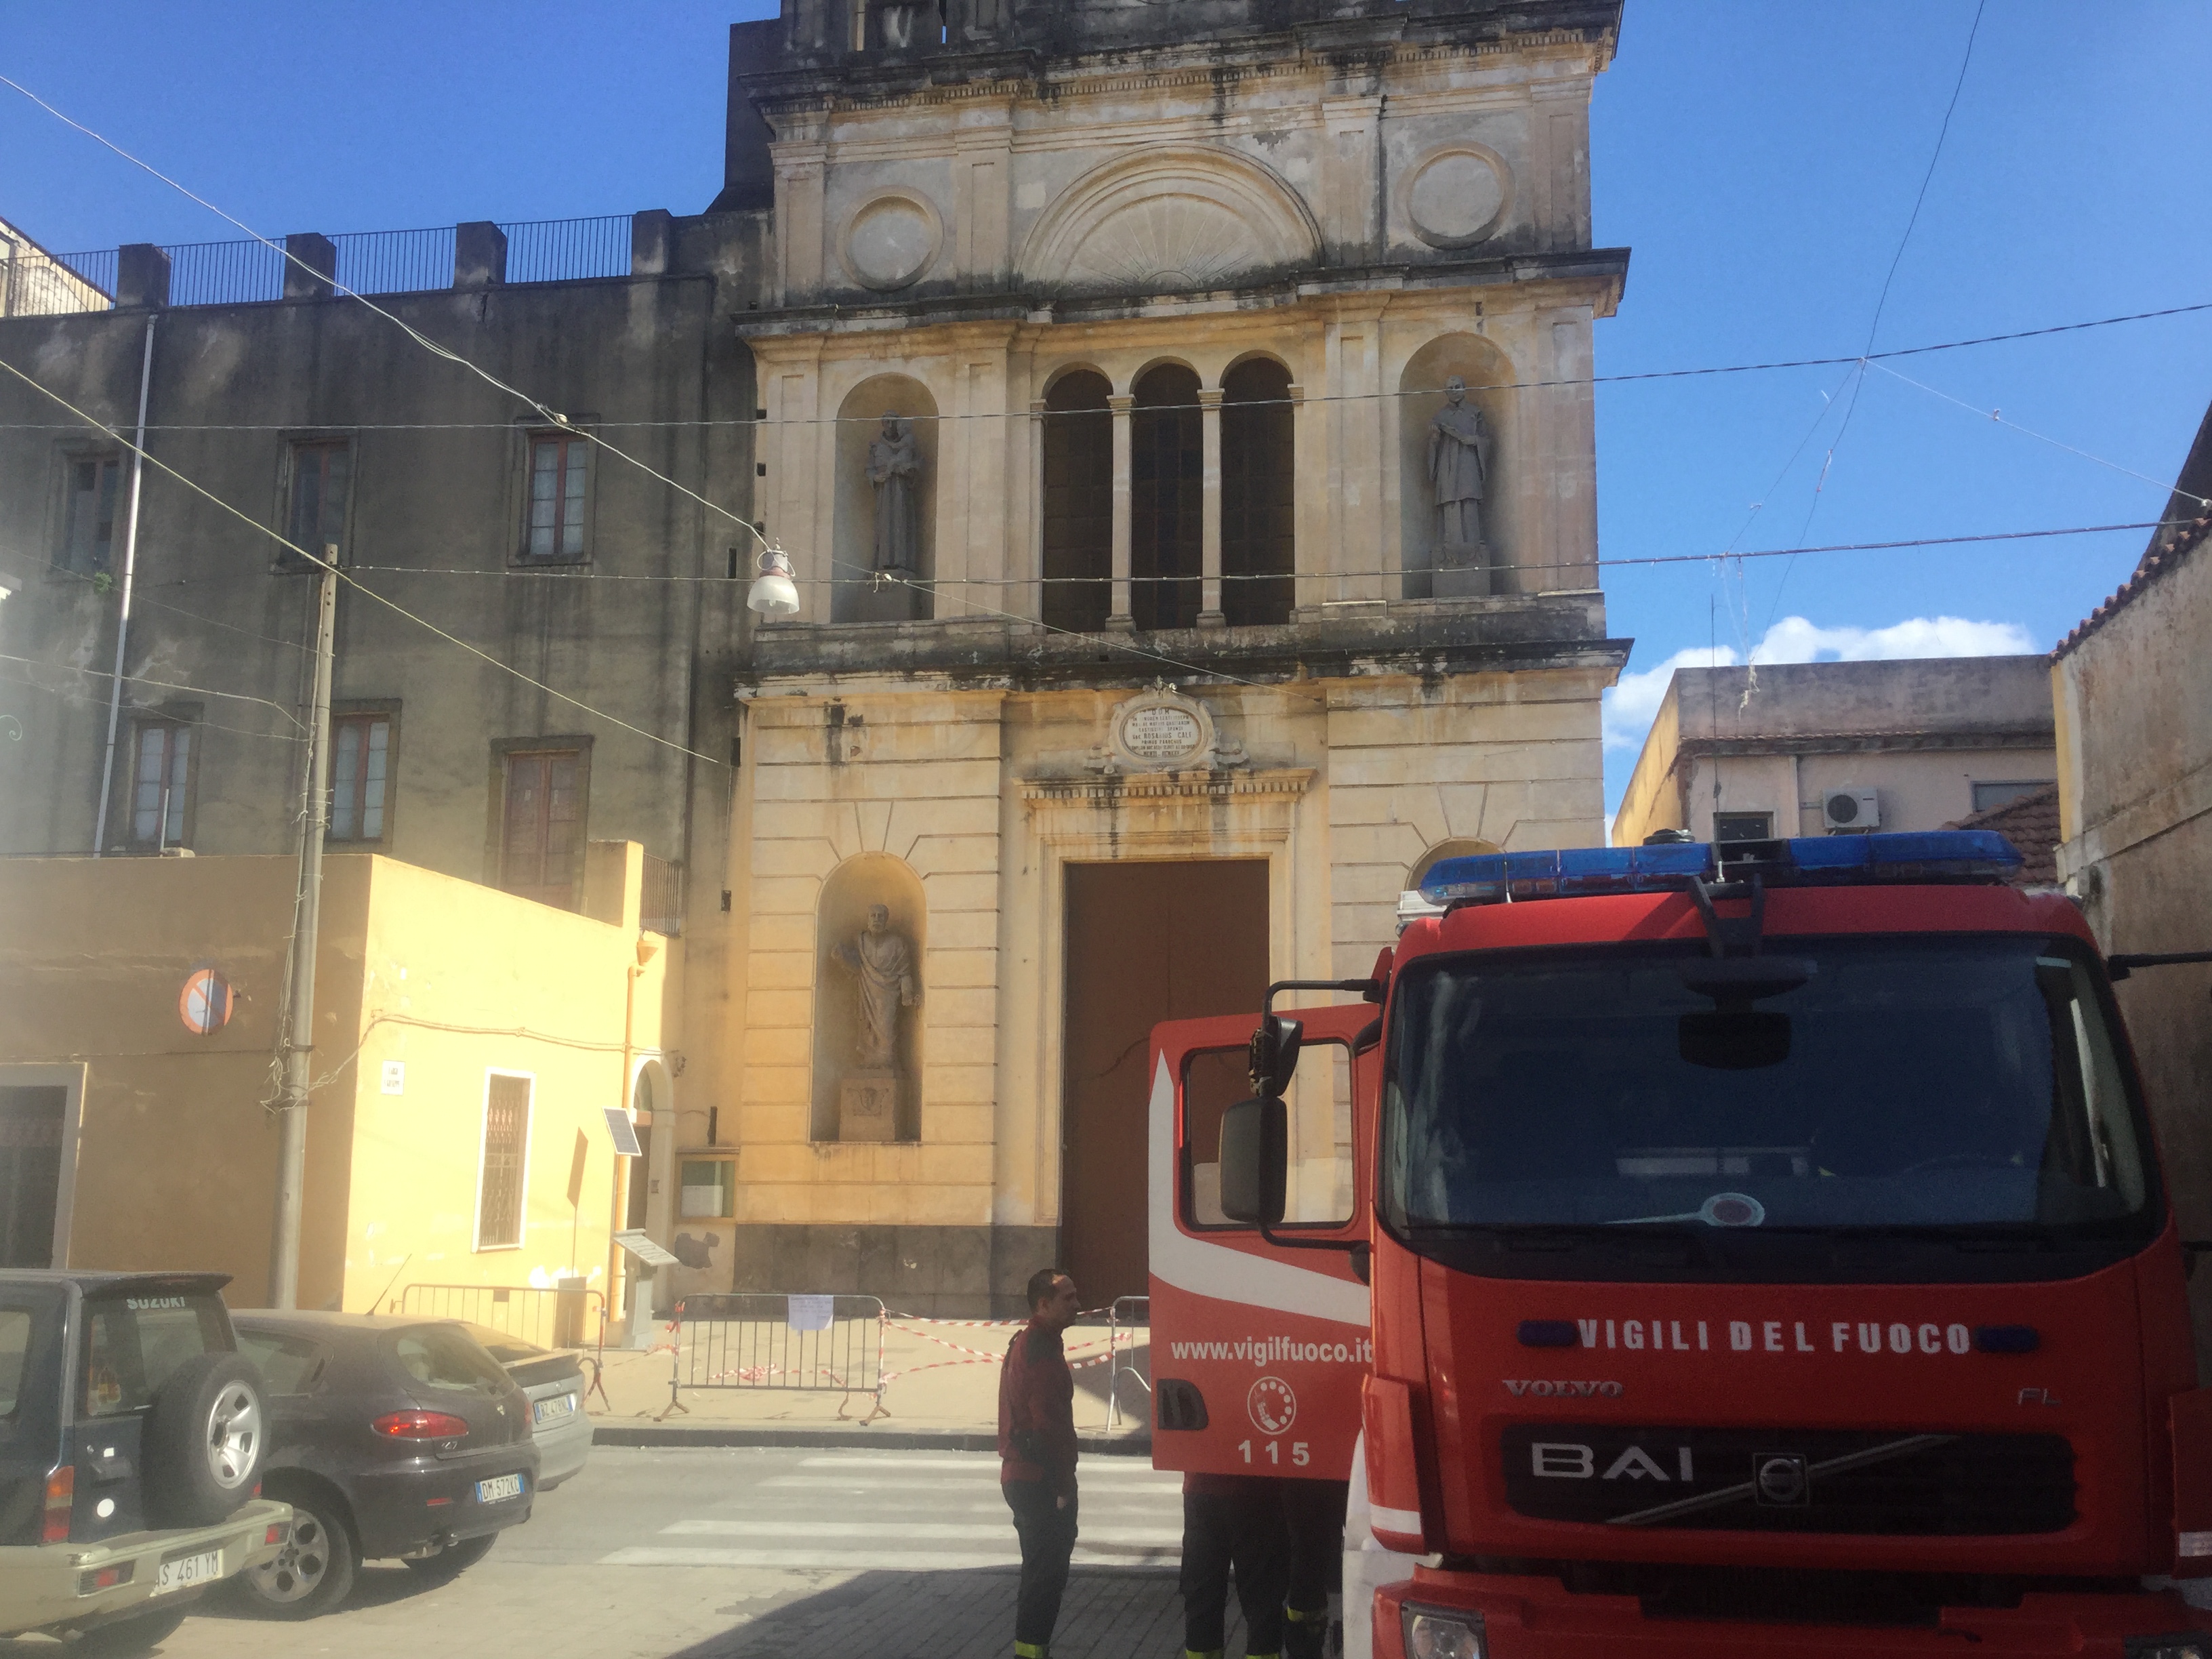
[
  {"x1": 1107, "y1": 1294, "x2": 1151, "y2": 1431},
  {"x1": 661, "y1": 1292, "x2": 885, "y2": 1419},
  {"x1": 395, "y1": 1282, "x2": 604, "y2": 1351}
]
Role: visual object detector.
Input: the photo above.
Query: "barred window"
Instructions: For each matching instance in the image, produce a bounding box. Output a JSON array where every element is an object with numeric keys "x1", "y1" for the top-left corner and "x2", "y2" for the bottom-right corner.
[{"x1": 475, "y1": 1074, "x2": 532, "y2": 1250}]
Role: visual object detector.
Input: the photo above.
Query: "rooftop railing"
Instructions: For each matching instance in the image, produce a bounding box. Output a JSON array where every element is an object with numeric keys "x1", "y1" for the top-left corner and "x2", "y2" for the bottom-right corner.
[{"x1": 5, "y1": 213, "x2": 636, "y2": 316}]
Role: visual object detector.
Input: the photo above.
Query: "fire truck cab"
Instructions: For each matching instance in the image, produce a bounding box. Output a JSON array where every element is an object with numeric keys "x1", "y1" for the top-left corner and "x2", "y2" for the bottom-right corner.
[{"x1": 1149, "y1": 831, "x2": 2212, "y2": 1659}]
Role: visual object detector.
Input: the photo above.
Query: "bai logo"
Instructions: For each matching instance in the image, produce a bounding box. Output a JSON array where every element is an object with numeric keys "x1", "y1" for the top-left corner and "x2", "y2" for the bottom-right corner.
[{"x1": 1248, "y1": 1376, "x2": 1297, "y2": 1435}]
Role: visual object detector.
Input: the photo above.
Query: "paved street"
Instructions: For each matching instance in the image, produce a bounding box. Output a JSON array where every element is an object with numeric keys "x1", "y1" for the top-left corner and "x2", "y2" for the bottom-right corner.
[{"x1": 20, "y1": 1446, "x2": 1260, "y2": 1659}]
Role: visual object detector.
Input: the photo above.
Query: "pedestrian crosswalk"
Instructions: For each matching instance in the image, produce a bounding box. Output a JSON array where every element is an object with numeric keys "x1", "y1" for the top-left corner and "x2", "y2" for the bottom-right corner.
[{"x1": 598, "y1": 1451, "x2": 1185, "y2": 1572}]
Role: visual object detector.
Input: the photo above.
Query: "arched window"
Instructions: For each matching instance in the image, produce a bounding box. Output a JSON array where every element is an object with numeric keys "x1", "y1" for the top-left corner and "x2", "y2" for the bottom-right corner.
[
  {"x1": 1221, "y1": 357, "x2": 1294, "y2": 626},
  {"x1": 1041, "y1": 370, "x2": 1113, "y2": 632},
  {"x1": 1132, "y1": 363, "x2": 1202, "y2": 631}
]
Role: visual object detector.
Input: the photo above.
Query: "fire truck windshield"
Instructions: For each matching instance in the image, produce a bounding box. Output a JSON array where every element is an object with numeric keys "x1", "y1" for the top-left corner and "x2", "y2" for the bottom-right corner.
[{"x1": 1380, "y1": 936, "x2": 2160, "y2": 1273}]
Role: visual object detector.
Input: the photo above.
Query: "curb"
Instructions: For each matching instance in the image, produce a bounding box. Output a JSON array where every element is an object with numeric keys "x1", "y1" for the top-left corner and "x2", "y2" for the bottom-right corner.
[{"x1": 592, "y1": 1422, "x2": 1154, "y2": 1456}]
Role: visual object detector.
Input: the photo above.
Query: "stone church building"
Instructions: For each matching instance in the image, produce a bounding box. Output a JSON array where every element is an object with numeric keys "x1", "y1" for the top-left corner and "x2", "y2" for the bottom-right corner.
[{"x1": 0, "y1": 0, "x2": 1627, "y2": 1314}]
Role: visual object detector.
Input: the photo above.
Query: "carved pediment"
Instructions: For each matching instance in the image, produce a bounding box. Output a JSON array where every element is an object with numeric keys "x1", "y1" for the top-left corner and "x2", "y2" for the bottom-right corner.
[{"x1": 1019, "y1": 146, "x2": 1322, "y2": 296}]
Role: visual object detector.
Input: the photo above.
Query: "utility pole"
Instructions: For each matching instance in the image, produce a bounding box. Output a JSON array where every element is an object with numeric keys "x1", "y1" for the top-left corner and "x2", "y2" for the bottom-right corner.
[{"x1": 268, "y1": 549, "x2": 338, "y2": 1309}]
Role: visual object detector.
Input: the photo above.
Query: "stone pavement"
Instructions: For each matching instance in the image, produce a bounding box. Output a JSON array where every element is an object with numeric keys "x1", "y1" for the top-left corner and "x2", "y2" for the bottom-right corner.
[{"x1": 31, "y1": 1444, "x2": 1253, "y2": 1659}]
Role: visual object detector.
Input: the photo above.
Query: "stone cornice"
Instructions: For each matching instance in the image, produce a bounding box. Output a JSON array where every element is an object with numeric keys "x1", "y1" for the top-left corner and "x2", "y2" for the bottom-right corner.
[
  {"x1": 735, "y1": 247, "x2": 1629, "y2": 339},
  {"x1": 1019, "y1": 766, "x2": 1317, "y2": 810},
  {"x1": 741, "y1": 26, "x2": 1610, "y2": 123}
]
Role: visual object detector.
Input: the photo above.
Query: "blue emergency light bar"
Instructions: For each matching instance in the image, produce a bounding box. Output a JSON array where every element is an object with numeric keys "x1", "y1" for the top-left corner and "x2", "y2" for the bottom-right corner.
[{"x1": 1417, "y1": 831, "x2": 2022, "y2": 907}]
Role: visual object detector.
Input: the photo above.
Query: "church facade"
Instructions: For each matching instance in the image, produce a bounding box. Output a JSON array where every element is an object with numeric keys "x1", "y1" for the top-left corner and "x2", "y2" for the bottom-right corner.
[
  {"x1": 0, "y1": 0, "x2": 1629, "y2": 1317},
  {"x1": 716, "y1": 0, "x2": 1629, "y2": 1309}
]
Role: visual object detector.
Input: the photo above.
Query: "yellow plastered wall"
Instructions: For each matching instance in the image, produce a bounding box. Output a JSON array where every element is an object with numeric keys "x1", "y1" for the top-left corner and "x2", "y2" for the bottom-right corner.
[{"x1": 0, "y1": 850, "x2": 669, "y2": 1316}]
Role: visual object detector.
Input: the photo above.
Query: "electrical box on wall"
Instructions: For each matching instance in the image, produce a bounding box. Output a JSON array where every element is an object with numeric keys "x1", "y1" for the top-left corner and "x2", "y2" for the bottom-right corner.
[{"x1": 1822, "y1": 790, "x2": 1880, "y2": 832}]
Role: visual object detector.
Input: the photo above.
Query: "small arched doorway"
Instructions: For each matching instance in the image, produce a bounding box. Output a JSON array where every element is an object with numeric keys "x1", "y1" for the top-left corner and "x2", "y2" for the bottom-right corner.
[
  {"x1": 1132, "y1": 363, "x2": 1203, "y2": 630},
  {"x1": 1221, "y1": 356, "x2": 1294, "y2": 626},
  {"x1": 1041, "y1": 369, "x2": 1112, "y2": 633}
]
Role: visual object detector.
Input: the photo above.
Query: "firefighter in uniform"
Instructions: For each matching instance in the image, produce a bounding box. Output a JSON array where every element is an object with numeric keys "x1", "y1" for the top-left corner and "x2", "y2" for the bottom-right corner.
[{"x1": 1000, "y1": 1269, "x2": 1082, "y2": 1659}]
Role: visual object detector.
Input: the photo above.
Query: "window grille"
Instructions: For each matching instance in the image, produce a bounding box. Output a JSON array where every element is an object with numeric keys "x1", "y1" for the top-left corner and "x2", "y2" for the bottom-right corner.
[{"x1": 476, "y1": 1075, "x2": 532, "y2": 1250}]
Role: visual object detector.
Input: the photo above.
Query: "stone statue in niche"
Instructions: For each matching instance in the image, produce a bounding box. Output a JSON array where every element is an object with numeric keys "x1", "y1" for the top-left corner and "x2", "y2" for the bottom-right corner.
[
  {"x1": 867, "y1": 414, "x2": 922, "y2": 575},
  {"x1": 831, "y1": 903, "x2": 918, "y2": 1141},
  {"x1": 876, "y1": 1, "x2": 926, "y2": 49},
  {"x1": 1427, "y1": 376, "x2": 1496, "y2": 598}
]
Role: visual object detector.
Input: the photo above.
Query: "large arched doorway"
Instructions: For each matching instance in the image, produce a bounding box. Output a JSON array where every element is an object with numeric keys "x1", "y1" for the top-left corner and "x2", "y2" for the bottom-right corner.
[
  {"x1": 1221, "y1": 356, "x2": 1294, "y2": 626},
  {"x1": 1041, "y1": 369, "x2": 1112, "y2": 633},
  {"x1": 1131, "y1": 363, "x2": 1203, "y2": 631}
]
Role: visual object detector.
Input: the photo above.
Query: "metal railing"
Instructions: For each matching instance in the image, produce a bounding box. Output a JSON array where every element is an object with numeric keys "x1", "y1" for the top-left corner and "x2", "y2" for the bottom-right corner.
[
  {"x1": 2, "y1": 248, "x2": 114, "y2": 316},
  {"x1": 661, "y1": 1292, "x2": 885, "y2": 1419},
  {"x1": 4, "y1": 214, "x2": 636, "y2": 315},
  {"x1": 395, "y1": 1282, "x2": 605, "y2": 1352},
  {"x1": 641, "y1": 854, "x2": 682, "y2": 937},
  {"x1": 1107, "y1": 1294, "x2": 1150, "y2": 1431}
]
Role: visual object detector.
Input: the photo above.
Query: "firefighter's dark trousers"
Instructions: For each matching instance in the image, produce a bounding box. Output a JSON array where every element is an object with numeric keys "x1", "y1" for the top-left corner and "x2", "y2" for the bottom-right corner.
[
  {"x1": 1181, "y1": 1483, "x2": 1290, "y2": 1658},
  {"x1": 1004, "y1": 1477, "x2": 1078, "y2": 1656}
]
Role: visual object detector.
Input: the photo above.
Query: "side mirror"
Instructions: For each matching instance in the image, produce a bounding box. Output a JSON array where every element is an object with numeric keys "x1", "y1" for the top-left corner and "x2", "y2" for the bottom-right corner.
[
  {"x1": 1247, "y1": 1015, "x2": 1304, "y2": 1098},
  {"x1": 1218, "y1": 1096, "x2": 1287, "y2": 1226}
]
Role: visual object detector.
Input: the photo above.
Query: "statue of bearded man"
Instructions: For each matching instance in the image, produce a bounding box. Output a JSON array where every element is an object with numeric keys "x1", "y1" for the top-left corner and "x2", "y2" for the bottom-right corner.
[{"x1": 832, "y1": 903, "x2": 919, "y2": 1069}]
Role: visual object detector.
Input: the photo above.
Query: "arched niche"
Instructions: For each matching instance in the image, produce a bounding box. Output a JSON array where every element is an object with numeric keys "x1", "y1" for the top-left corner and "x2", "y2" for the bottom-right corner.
[
  {"x1": 811, "y1": 853, "x2": 926, "y2": 1142},
  {"x1": 1041, "y1": 368, "x2": 1112, "y2": 633},
  {"x1": 834, "y1": 373, "x2": 937, "y2": 624},
  {"x1": 1018, "y1": 146, "x2": 1322, "y2": 295},
  {"x1": 1398, "y1": 334, "x2": 1519, "y2": 600},
  {"x1": 1132, "y1": 363, "x2": 1202, "y2": 631},
  {"x1": 1410, "y1": 837, "x2": 1502, "y2": 890},
  {"x1": 1220, "y1": 356, "x2": 1294, "y2": 626}
]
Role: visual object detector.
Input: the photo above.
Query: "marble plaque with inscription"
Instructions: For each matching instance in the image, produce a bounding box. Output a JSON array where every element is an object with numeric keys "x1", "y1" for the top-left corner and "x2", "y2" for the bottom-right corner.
[{"x1": 1122, "y1": 705, "x2": 1202, "y2": 762}]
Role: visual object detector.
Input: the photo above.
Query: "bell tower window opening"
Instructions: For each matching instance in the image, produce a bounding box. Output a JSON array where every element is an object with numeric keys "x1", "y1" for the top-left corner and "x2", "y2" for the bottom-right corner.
[
  {"x1": 1220, "y1": 359, "x2": 1294, "y2": 627},
  {"x1": 1041, "y1": 370, "x2": 1112, "y2": 634},
  {"x1": 1131, "y1": 363, "x2": 1202, "y2": 632}
]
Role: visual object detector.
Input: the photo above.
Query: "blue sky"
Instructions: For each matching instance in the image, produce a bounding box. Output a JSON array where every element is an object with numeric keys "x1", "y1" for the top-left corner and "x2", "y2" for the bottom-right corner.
[{"x1": 5, "y1": 2, "x2": 2208, "y2": 816}]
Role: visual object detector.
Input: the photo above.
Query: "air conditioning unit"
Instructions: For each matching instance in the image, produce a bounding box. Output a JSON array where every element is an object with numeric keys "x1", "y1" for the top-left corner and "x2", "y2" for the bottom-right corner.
[{"x1": 1822, "y1": 790, "x2": 1880, "y2": 832}]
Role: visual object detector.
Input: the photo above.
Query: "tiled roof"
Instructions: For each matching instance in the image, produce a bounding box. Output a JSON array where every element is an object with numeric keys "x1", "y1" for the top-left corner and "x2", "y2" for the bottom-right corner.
[
  {"x1": 2051, "y1": 512, "x2": 2212, "y2": 661},
  {"x1": 1944, "y1": 783, "x2": 2060, "y2": 887}
]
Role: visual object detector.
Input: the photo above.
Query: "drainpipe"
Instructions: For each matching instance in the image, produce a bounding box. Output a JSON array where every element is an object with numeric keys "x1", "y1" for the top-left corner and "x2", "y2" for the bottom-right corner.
[{"x1": 92, "y1": 314, "x2": 157, "y2": 855}]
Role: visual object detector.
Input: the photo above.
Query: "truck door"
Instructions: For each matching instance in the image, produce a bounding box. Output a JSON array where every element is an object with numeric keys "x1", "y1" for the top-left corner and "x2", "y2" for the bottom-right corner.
[{"x1": 1147, "y1": 1004, "x2": 1377, "y2": 1482}]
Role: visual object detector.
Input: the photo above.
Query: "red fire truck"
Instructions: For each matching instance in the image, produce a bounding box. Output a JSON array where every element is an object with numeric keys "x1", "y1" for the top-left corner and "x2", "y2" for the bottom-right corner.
[{"x1": 1147, "y1": 830, "x2": 2212, "y2": 1658}]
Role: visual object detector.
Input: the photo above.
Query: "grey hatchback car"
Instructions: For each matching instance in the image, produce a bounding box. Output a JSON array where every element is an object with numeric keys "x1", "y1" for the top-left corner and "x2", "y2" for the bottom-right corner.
[{"x1": 229, "y1": 1312, "x2": 539, "y2": 1618}]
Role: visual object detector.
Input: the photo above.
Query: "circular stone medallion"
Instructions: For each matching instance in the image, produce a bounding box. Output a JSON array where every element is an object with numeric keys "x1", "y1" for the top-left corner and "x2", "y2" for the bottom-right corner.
[
  {"x1": 844, "y1": 194, "x2": 939, "y2": 291},
  {"x1": 1406, "y1": 148, "x2": 1510, "y2": 249}
]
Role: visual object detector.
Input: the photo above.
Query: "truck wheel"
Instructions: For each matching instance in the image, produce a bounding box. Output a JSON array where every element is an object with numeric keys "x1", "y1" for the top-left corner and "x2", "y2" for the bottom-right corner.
[
  {"x1": 402, "y1": 1532, "x2": 497, "y2": 1584},
  {"x1": 143, "y1": 1353, "x2": 265, "y2": 1527},
  {"x1": 66, "y1": 1606, "x2": 188, "y2": 1656},
  {"x1": 235, "y1": 1489, "x2": 357, "y2": 1619}
]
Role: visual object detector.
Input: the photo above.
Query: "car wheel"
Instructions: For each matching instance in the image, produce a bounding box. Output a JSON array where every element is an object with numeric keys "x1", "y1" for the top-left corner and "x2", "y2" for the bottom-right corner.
[
  {"x1": 64, "y1": 1606, "x2": 188, "y2": 1656},
  {"x1": 401, "y1": 1532, "x2": 497, "y2": 1584},
  {"x1": 236, "y1": 1490, "x2": 357, "y2": 1619},
  {"x1": 142, "y1": 1353, "x2": 266, "y2": 1528}
]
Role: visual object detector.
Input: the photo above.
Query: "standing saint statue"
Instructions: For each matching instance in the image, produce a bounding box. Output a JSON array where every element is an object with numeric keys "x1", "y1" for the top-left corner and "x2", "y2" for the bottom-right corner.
[
  {"x1": 866, "y1": 413, "x2": 922, "y2": 573},
  {"x1": 1427, "y1": 376, "x2": 1495, "y2": 590},
  {"x1": 832, "y1": 903, "x2": 919, "y2": 1070}
]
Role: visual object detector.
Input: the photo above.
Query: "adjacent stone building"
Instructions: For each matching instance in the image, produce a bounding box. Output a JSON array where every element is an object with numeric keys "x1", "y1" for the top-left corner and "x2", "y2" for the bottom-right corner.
[
  {"x1": 2053, "y1": 400, "x2": 2212, "y2": 1371},
  {"x1": 0, "y1": 0, "x2": 1630, "y2": 1313},
  {"x1": 1611, "y1": 657, "x2": 2059, "y2": 850}
]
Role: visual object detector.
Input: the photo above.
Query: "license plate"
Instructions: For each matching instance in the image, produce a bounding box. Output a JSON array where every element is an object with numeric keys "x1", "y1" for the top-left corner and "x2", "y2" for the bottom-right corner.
[
  {"x1": 533, "y1": 1393, "x2": 575, "y2": 1425},
  {"x1": 153, "y1": 1549, "x2": 221, "y2": 1595},
  {"x1": 476, "y1": 1473, "x2": 525, "y2": 1504}
]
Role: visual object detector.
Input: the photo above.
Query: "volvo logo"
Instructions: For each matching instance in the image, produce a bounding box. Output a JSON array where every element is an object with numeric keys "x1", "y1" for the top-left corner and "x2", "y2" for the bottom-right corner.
[{"x1": 1755, "y1": 1454, "x2": 1809, "y2": 1507}]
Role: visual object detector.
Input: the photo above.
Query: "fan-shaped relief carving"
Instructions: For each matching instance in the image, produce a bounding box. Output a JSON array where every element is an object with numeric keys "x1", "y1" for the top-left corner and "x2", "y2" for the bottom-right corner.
[{"x1": 1020, "y1": 146, "x2": 1322, "y2": 296}]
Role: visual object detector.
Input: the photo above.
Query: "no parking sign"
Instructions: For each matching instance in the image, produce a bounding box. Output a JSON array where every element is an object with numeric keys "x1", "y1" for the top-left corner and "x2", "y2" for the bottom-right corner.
[{"x1": 179, "y1": 968, "x2": 234, "y2": 1036}]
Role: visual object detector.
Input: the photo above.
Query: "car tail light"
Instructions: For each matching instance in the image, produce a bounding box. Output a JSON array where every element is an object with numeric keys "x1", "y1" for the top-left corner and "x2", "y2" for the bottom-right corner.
[
  {"x1": 43, "y1": 1466, "x2": 74, "y2": 1543},
  {"x1": 372, "y1": 1410, "x2": 471, "y2": 1441},
  {"x1": 78, "y1": 1563, "x2": 132, "y2": 1595}
]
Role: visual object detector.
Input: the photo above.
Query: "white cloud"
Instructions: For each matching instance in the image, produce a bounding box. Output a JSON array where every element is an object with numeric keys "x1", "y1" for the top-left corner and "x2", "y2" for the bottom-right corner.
[{"x1": 1601, "y1": 614, "x2": 2040, "y2": 755}]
